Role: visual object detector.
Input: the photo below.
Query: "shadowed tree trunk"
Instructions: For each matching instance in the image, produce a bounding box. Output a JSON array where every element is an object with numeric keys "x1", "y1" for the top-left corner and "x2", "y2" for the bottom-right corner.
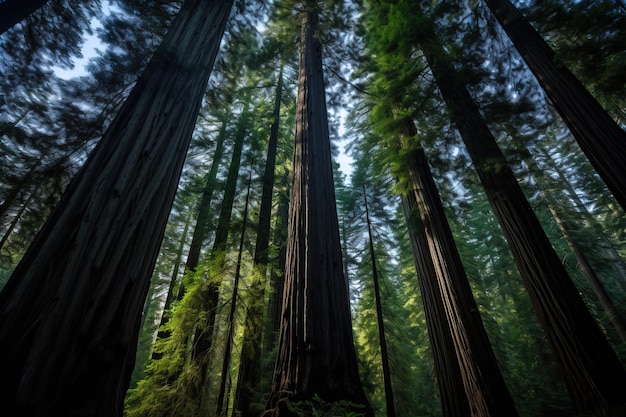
[
  {"x1": 0, "y1": 0, "x2": 233, "y2": 415},
  {"x1": 398, "y1": 118, "x2": 518, "y2": 417},
  {"x1": 234, "y1": 67, "x2": 283, "y2": 417},
  {"x1": 484, "y1": 0, "x2": 626, "y2": 211},
  {"x1": 401, "y1": 191, "x2": 471, "y2": 417},
  {"x1": 363, "y1": 186, "x2": 396, "y2": 417},
  {"x1": 416, "y1": 13, "x2": 626, "y2": 414},
  {"x1": 263, "y1": 4, "x2": 373, "y2": 416}
]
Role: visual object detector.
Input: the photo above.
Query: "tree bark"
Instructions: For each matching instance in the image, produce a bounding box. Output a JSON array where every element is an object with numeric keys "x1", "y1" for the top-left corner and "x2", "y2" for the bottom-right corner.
[
  {"x1": 263, "y1": 4, "x2": 373, "y2": 416},
  {"x1": 417, "y1": 17, "x2": 626, "y2": 414},
  {"x1": 0, "y1": 1, "x2": 233, "y2": 415},
  {"x1": 484, "y1": 0, "x2": 626, "y2": 211},
  {"x1": 400, "y1": 131, "x2": 517, "y2": 417}
]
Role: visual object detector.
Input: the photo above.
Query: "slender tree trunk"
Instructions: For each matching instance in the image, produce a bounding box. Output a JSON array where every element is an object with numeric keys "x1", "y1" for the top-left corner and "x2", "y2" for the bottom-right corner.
[
  {"x1": 524, "y1": 154, "x2": 626, "y2": 342},
  {"x1": 363, "y1": 187, "x2": 396, "y2": 417},
  {"x1": 484, "y1": 0, "x2": 626, "y2": 211},
  {"x1": 417, "y1": 18, "x2": 626, "y2": 414},
  {"x1": 401, "y1": 130, "x2": 518, "y2": 417},
  {"x1": 263, "y1": 4, "x2": 373, "y2": 416},
  {"x1": 191, "y1": 94, "x2": 251, "y2": 405},
  {"x1": 234, "y1": 67, "x2": 283, "y2": 417},
  {"x1": 0, "y1": 0, "x2": 233, "y2": 415},
  {"x1": 267, "y1": 172, "x2": 289, "y2": 342},
  {"x1": 0, "y1": 0, "x2": 48, "y2": 34},
  {"x1": 217, "y1": 173, "x2": 252, "y2": 417},
  {"x1": 537, "y1": 144, "x2": 626, "y2": 286}
]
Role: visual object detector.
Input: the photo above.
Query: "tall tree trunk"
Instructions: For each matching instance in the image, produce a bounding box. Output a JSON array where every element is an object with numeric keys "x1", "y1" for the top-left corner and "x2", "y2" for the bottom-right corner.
[
  {"x1": 0, "y1": 0, "x2": 48, "y2": 34},
  {"x1": 263, "y1": 4, "x2": 373, "y2": 416},
  {"x1": 524, "y1": 153, "x2": 626, "y2": 342},
  {"x1": 267, "y1": 171, "x2": 289, "y2": 343},
  {"x1": 484, "y1": 0, "x2": 626, "y2": 211},
  {"x1": 217, "y1": 173, "x2": 252, "y2": 417},
  {"x1": 363, "y1": 186, "x2": 396, "y2": 417},
  {"x1": 401, "y1": 192, "x2": 471, "y2": 417},
  {"x1": 417, "y1": 18, "x2": 626, "y2": 415},
  {"x1": 191, "y1": 94, "x2": 251, "y2": 405},
  {"x1": 0, "y1": 0, "x2": 233, "y2": 415},
  {"x1": 536, "y1": 144, "x2": 626, "y2": 286},
  {"x1": 234, "y1": 67, "x2": 283, "y2": 417},
  {"x1": 401, "y1": 130, "x2": 518, "y2": 417}
]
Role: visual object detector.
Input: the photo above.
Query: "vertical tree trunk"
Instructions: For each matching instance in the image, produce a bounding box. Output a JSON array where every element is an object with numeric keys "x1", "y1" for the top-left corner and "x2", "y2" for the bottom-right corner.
[
  {"x1": 263, "y1": 4, "x2": 373, "y2": 416},
  {"x1": 484, "y1": 0, "x2": 626, "y2": 211},
  {"x1": 191, "y1": 94, "x2": 251, "y2": 405},
  {"x1": 216, "y1": 173, "x2": 252, "y2": 417},
  {"x1": 363, "y1": 187, "x2": 396, "y2": 417},
  {"x1": 0, "y1": 0, "x2": 233, "y2": 415},
  {"x1": 267, "y1": 172, "x2": 289, "y2": 342},
  {"x1": 0, "y1": 0, "x2": 49, "y2": 34},
  {"x1": 400, "y1": 129, "x2": 518, "y2": 417},
  {"x1": 234, "y1": 67, "x2": 283, "y2": 417},
  {"x1": 417, "y1": 18, "x2": 626, "y2": 414}
]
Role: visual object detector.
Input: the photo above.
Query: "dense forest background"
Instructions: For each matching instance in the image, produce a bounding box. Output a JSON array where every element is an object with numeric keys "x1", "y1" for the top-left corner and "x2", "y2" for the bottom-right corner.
[{"x1": 1, "y1": 0, "x2": 626, "y2": 416}]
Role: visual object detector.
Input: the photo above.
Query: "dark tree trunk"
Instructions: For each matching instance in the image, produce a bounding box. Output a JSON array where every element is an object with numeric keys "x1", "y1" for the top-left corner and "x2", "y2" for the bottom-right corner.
[
  {"x1": 191, "y1": 94, "x2": 251, "y2": 405},
  {"x1": 417, "y1": 20, "x2": 626, "y2": 415},
  {"x1": 267, "y1": 172, "x2": 289, "y2": 343},
  {"x1": 263, "y1": 4, "x2": 373, "y2": 416},
  {"x1": 401, "y1": 130, "x2": 518, "y2": 417},
  {"x1": 234, "y1": 67, "x2": 283, "y2": 417},
  {"x1": 0, "y1": 0, "x2": 48, "y2": 34},
  {"x1": 401, "y1": 192, "x2": 471, "y2": 417},
  {"x1": 0, "y1": 0, "x2": 233, "y2": 415},
  {"x1": 484, "y1": 0, "x2": 626, "y2": 211},
  {"x1": 216, "y1": 174, "x2": 252, "y2": 417},
  {"x1": 363, "y1": 187, "x2": 396, "y2": 417}
]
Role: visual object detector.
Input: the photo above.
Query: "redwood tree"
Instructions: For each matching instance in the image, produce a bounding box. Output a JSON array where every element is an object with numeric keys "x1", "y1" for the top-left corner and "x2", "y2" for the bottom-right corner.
[
  {"x1": 483, "y1": 0, "x2": 626, "y2": 211},
  {"x1": 0, "y1": 0, "x2": 233, "y2": 415},
  {"x1": 412, "y1": 7, "x2": 626, "y2": 414},
  {"x1": 263, "y1": 2, "x2": 373, "y2": 416}
]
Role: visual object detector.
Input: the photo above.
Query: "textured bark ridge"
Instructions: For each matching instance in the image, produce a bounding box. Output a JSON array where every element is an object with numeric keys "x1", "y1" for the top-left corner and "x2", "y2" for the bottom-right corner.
[
  {"x1": 417, "y1": 14, "x2": 626, "y2": 415},
  {"x1": 263, "y1": 5, "x2": 373, "y2": 417},
  {"x1": 0, "y1": 1, "x2": 233, "y2": 415}
]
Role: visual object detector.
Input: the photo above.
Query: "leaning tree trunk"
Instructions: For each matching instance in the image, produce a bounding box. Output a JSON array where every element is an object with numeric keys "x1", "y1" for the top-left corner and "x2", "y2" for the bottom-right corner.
[
  {"x1": 400, "y1": 129, "x2": 518, "y2": 417},
  {"x1": 417, "y1": 17, "x2": 626, "y2": 415},
  {"x1": 263, "y1": 4, "x2": 373, "y2": 416},
  {"x1": 401, "y1": 192, "x2": 471, "y2": 417},
  {"x1": 0, "y1": 0, "x2": 233, "y2": 415},
  {"x1": 0, "y1": 0, "x2": 48, "y2": 34},
  {"x1": 484, "y1": 0, "x2": 626, "y2": 211},
  {"x1": 234, "y1": 66, "x2": 283, "y2": 417}
]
